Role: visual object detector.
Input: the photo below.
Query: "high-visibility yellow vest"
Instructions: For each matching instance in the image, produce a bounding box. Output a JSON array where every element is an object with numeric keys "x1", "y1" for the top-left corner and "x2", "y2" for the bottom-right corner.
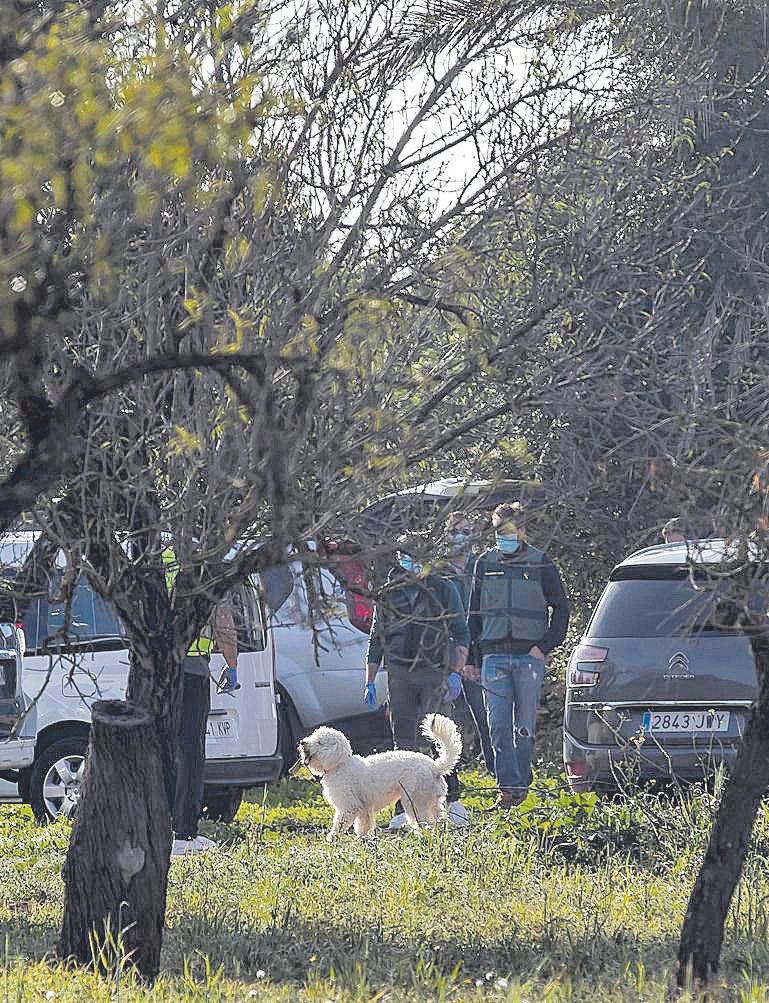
[{"x1": 162, "y1": 547, "x2": 214, "y2": 657}]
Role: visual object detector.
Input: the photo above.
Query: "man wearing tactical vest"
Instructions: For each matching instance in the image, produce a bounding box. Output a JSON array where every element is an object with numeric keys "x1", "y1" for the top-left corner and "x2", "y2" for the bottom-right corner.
[
  {"x1": 364, "y1": 533, "x2": 470, "y2": 829},
  {"x1": 163, "y1": 548, "x2": 239, "y2": 854},
  {"x1": 465, "y1": 502, "x2": 570, "y2": 809}
]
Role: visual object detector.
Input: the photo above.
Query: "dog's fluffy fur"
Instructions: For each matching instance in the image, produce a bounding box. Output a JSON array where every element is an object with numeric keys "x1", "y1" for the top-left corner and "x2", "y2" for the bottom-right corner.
[{"x1": 297, "y1": 714, "x2": 462, "y2": 841}]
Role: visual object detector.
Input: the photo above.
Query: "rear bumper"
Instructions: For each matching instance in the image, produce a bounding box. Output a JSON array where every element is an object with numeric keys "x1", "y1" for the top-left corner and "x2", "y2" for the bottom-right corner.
[
  {"x1": 203, "y1": 754, "x2": 283, "y2": 788},
  {"x1": 563, "y1": 729, "x2": 739, "y2": 790}
]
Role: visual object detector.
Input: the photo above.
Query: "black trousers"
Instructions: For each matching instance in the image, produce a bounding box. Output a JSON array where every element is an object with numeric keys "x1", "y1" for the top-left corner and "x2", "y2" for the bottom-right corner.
[
  {"x1": 387, "y1": 672, "x2": 460, "y2": 803},
  {"x1": 173, "y1": 668, "x2": 211, "y2": 839}
]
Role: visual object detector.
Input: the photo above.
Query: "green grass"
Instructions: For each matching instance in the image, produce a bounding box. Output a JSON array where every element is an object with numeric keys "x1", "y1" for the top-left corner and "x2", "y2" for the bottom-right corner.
[{"x1": 3, "y1": 774, "x2": 769, "y2": 1000}]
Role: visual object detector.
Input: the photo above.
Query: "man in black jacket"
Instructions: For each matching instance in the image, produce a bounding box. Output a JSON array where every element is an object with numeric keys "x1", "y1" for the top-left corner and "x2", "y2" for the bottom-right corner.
[
  {"x1": 365, "y1": 534, "x2": 469, "y2": 828},
  {"x1": 465, "y1": 503, "x2": 570, "y2": 808}
]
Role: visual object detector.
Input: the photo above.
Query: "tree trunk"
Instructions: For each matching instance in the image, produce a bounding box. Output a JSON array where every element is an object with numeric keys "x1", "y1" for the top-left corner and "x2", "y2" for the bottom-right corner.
[
  {"x1": 677, "y1": 631, "x2": 769, "y2": 985},
  {"x1": 58, "y1": 700, "x2": 172, "y2": 981},
  {"x1": 125, "y1": 628, "x2": 183, "y2": 808}
]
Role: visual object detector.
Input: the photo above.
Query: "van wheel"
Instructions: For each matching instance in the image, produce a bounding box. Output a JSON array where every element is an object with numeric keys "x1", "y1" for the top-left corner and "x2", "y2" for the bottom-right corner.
[
  {"x1": 202, "y1": 788, "x2": 243, "y2": 823},
  {"x1": 30, "y1": 736, "x2": 89, "y2": 823}
]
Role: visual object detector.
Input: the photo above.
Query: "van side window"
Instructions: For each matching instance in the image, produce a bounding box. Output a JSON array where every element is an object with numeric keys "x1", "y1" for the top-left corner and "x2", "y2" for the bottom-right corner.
[
  {"x1": 230, "y1": 583, "x2": 266, "y2": 653},
  {"x1": 38, "y1": 574, "x2": 124, "y2": 648}
]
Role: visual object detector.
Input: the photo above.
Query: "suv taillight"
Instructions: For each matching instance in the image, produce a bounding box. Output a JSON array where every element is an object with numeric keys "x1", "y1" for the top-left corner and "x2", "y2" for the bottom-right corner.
[{"x1": 567, "y1": 644, "x2": 608, "y2": 687}]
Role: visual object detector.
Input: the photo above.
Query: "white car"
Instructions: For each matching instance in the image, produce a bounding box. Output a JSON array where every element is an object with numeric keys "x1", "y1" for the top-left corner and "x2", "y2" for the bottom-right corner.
[
  {"x1": 272, "y1": 545, "x2": 389, "y2": 768},
  {"x1": 0, "y1": 532, "x2": 280, "y2": 822}
]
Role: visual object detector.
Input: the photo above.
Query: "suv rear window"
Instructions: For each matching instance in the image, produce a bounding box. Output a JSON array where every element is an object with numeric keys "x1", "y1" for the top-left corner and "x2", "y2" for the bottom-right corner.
[{"x1": 587, "y1": 579, "x2": 728, "y2": 638}]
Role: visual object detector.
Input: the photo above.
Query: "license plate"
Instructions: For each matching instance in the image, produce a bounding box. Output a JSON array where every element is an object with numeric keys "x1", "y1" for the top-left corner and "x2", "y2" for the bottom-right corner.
[
  {"x1": 206, "y1": 715, "x2": 237, "y2": 740},
  {"x1": 642, "y1": 709, "x2": 730, "y2": 733}
]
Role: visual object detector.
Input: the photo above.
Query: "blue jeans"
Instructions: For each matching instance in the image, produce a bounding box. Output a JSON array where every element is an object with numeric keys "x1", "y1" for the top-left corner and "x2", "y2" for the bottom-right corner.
[{"x1": 482, "y1": 654, "x2": 545, "y2": 794}]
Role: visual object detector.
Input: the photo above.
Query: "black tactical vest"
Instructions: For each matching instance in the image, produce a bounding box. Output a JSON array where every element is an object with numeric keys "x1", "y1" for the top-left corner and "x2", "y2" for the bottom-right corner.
[
  {"x1": 379, "y1": 574, "x2": 453, "y2": 672},
  {"x1": 477, "y1": 545, "x2": 548, "y2": 644}
]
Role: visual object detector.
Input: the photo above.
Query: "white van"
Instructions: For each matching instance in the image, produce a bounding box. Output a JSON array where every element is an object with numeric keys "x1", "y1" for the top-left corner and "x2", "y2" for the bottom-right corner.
[{"x1": 0, "y1": 533, "x2": 281, "y2": 822}]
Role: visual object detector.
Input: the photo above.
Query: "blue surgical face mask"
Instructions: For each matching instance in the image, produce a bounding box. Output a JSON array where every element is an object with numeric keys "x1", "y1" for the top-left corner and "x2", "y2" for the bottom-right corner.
[
  {"x1": 495, "y1": 533, "x2": 519, "y2": 554},
  {"x1": 450, "y1": 530, "x2": 471, "y2": 550},
  {"x1": 398, "y1": 554, "x2": 422, "y2": 574}
]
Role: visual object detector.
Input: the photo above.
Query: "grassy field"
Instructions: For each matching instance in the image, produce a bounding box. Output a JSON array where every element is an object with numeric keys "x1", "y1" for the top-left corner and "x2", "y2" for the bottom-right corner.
[{"x1": 3, "y1": 772, "x2": 769, "y2": 1001}]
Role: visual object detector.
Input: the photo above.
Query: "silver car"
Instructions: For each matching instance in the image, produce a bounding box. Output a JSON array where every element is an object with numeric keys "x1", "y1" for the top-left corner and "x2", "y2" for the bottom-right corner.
[{"x1": 563, "y1": 540, "x2": 759, "y2": 791}]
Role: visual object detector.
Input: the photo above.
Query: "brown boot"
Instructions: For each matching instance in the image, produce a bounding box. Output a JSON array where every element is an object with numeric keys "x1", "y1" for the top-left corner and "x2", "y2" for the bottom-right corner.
[
  {"x1": 497, "y1": 786, "x2": 525, "y2": 810},
  {"x1": 497, "y1": 790, "x2": 521, "y2": 806}
]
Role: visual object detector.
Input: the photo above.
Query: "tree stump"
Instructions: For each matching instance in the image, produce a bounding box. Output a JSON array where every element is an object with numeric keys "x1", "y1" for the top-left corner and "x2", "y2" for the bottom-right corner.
[{"x1": 58, "y1": 700, "x2": 172, "y2": 981}]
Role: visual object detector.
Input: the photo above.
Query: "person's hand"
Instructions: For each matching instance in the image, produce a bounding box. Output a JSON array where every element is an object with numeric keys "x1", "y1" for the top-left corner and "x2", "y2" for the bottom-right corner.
[
  {"x1": 217, "y1": 664, "x2": 240, "y2": 693},
  {"x1": 529, "y1": 645, "x2": 545, "y2": 662},
  {"x1": 462, "y1": 664, "x2": 480, "y2": 682},
  {"x1": 363, "y1": 682, "x2": 377, "y2": 709},
  {"x1": 446, "y1": 672, "x2": 462, "y2": 701}
]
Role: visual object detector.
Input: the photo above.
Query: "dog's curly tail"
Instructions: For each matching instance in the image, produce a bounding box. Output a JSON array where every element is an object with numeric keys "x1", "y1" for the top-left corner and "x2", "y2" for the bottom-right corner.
[{"x1": 421, "y1": 713, "x2": 462, "y2": 776}]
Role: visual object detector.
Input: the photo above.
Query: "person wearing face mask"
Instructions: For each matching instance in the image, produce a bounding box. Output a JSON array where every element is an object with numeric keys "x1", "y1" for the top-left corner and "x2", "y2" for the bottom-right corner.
[
  {"x1": 465, "y1": 502, "x2": 570, "y2": 809},
  {"x1": 364, "y1": 532, "x2": 470, "y2": 829},
  {"x1": 441, "y1": 513, "x2": 494, "y2": 777}
]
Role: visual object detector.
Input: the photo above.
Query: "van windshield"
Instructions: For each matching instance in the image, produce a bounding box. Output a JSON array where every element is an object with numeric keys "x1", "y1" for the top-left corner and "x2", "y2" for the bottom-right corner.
[
  {"x1": 35, "y1": 575, "x2": 124, "y2": 649},
  {"x1": 588, "y1": 579, "x2": 735, "y2": 638}
]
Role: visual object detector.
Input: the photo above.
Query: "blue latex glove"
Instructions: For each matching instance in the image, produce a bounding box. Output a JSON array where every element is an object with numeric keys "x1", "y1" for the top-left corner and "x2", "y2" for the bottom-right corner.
[
  {"x1": 217, "y1": 665, "x2": 241, "y2": 694},
  {"x1": 446, "y1": 672, "x2": 462, "y2": 702},
  {"x1": 363, "y1": 682, "x2": 377, "y2": 709}
]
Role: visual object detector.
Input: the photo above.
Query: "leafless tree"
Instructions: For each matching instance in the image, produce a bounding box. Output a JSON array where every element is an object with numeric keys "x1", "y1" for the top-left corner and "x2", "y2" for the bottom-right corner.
[
  {"x1": 0, "y1": 0, "x2": 645, "y2": 979},
  {"x1": 492, "y1": 1, "x2": 769, "y2": 984}
]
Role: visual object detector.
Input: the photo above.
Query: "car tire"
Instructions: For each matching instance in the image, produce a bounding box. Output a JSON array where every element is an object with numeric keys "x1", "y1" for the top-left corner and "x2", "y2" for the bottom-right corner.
[
  {"x1": 29, "y1": 736, "x2": 89, "y2": 824},
  {"x1": 201, "y1": 788, "x2": 244, "y2": 823}
]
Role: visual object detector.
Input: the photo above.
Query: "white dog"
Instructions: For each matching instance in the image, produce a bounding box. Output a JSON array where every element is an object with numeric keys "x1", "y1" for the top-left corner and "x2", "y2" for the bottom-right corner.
[{"x1": 296, "y1": 713, "x2": 462, "y2": 841}]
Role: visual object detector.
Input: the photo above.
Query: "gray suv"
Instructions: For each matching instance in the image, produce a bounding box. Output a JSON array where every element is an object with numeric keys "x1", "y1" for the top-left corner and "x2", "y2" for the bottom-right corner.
[{"x1": 563, "y1": 540, "x2": 758, "y2": 791}]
